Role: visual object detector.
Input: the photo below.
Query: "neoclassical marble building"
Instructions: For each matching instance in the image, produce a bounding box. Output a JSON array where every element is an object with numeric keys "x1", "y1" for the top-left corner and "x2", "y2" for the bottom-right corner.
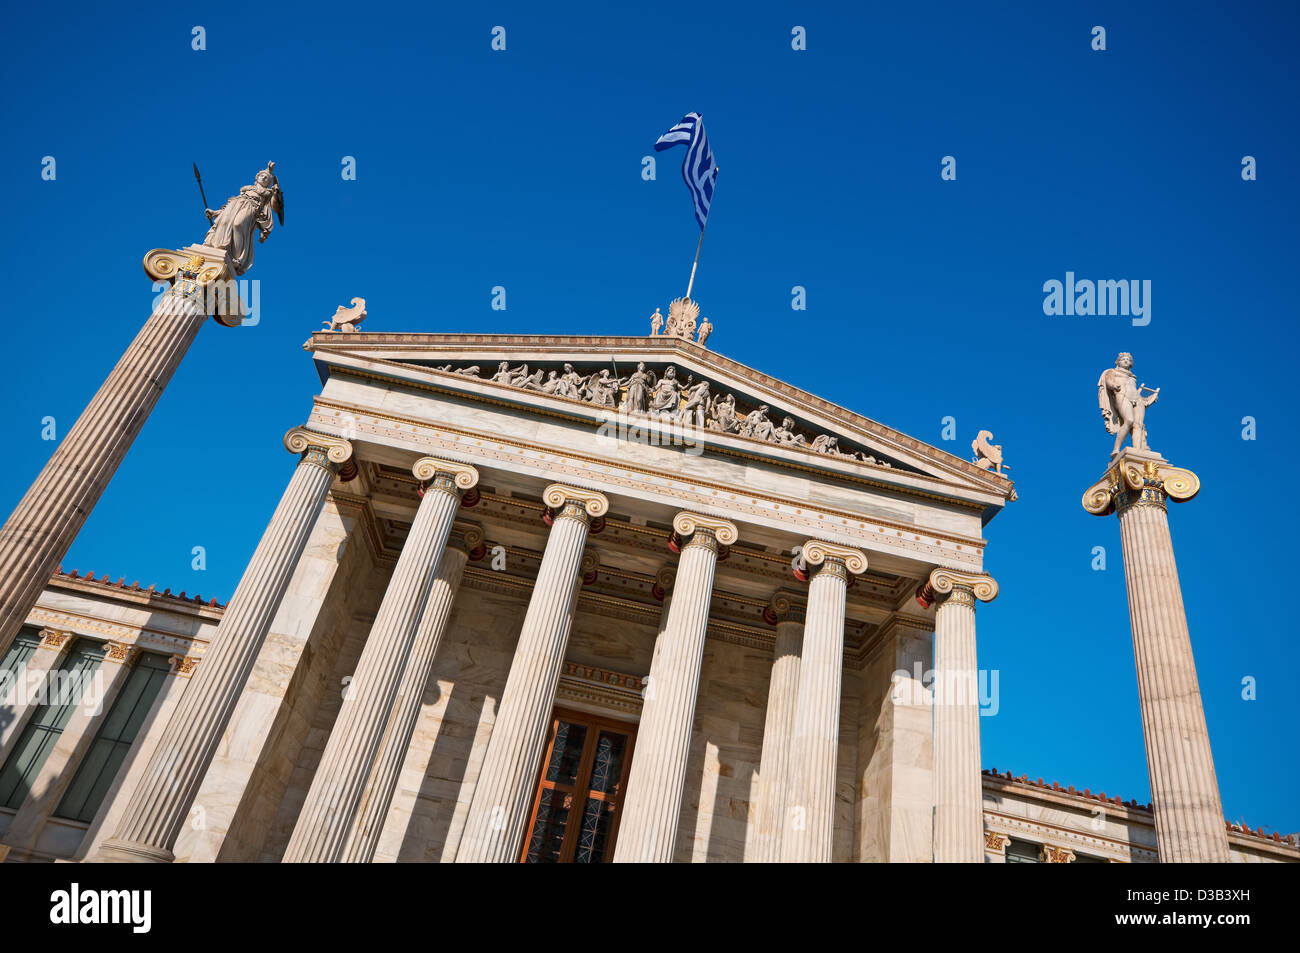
[{"x1": 0, "y1": 325, "x2": 1294, "y2": 863}]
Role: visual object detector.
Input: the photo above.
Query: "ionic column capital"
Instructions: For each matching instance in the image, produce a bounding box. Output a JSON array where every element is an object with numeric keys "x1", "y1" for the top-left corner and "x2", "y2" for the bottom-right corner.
[
  {"x1": 763, "y1": 589, "x2": 807, "y2": 626},
  {"x1": 580, "y1": 549, "x2": 601, "y2": 585},
  {"x1": 283, "y1": 428, "x2": 355, "y2": 475},
  {"x1": 801, "y1": 539, "x2": 867, "y2": 580},
  {"x1": 1083, "y1": 451, "x2": 1200, "y2": 517},
  {"x1": 984, "y1": 830, "x2": 1011, "y2": 854},
  {"x1": 167, "y1": 654, "x2": 199, "y2": 678},
  {"x1": 103, "y1": 642, "x2": 140, "y2": 666},
  {"x1": 671, "y1": 512, "x2": 739, "y2": 552},
  {"x1": 37, "y1": 628, "x2": 74, "y2": 654},
  {"x1": 543, "y1": 484, "x2": 609, "y2": 525},
  {"x1": 651, "y1": 566, "x2": 676, "y2": 601},
  {"x1": 928, "y1": 568, "x2": 999, "y2": 605},
  {"x1": 413, "y1": 457, "x2": 480, "y2": 497},
  {"x1": 448, "y1": 524, "x2": 486, "y2": 559}
]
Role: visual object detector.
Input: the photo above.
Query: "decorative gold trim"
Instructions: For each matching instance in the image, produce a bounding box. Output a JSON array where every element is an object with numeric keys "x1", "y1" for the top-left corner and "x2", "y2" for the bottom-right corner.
[
  {"x1": 38, "y1": 628, "x2": 73, "y2": 651},
  {"x1": 542, "y1": 484, "x2": 610, "y2": 517},
  {"x1": 412, "y1": 456, "x2": 479, "y2": 489},
  {"x1": 802, "y1": 539, "x2": 868, "y2": 575},
  {"x1": 168, "y1": 655, "x2": 200, "y2": 678},
  {"x1": 283, "y1": 427, "x2": 354, "y2": 464},
  {"x1": 672, "y1": 511, "x2": 739, "y2": 546},
  {"x1": 929, "y1": 568, "x2": 998, "y2": 603},
  {"x1": 103, "y1": 641, "x2": 139, "y2": 665},
  {"x1": 984, "y1": 831, "x2": 1011, "y2": 853},
  {"x1": 1082, "y1": 453, "x2": 1200, "y2": 517},
  {"x1": 1041, "y1": 844, "x2": 1076, "y2": 863}
]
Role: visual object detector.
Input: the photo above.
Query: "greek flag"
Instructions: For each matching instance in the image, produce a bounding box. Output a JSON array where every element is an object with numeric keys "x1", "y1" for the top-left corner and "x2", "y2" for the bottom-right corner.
[{"x1": 655, "y1": 112, "x2": 718, "y2": 230}]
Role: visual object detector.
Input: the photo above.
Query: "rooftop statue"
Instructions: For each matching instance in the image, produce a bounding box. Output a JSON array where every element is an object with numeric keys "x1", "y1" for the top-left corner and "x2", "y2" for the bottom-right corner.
[
  {"x1": 1098, "y1": 352, "x2": 1159, "y2": 457},
  {"x1": 203, "y1": 161, "x2": 284, "y2": 276}
]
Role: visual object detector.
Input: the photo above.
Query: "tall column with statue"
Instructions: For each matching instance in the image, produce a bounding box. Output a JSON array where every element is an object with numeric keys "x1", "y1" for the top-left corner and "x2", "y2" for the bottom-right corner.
[
  {"x1": 0, "y1": 163, "x2": 285, "y2": 659},
  {"x1": 1083, "y1": 352, "x2": 1230, "y2": 863}
]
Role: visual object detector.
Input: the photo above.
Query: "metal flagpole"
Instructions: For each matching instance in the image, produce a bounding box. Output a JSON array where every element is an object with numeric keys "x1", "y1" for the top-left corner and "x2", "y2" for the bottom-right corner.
[{"x1": 684, "y1": 168, "x2": 718, "y2": 300}]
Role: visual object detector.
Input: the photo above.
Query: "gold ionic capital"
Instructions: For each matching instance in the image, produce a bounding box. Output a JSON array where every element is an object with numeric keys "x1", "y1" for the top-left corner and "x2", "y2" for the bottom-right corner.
[
  {"x1": 767, "y1": 589, "x2": 807, "y2": 625},
  {"x1": 543, "y1": 484, "x2": 609, "y2": 518},
  {"x1": 672, "y1": 511, "x2": 739, "y2": 546},
  {"x1": 801, "y1": 539, "x2": 868, "y2": 575},
  {"x1": 929, "y1": 568, "x2": 999, "y2": 604},
  {"x1": 283, "y1": 427, "x2": 354, "y2": 465},
  {"x1": 413, "y1": 457, "x2": 480, "y2": 491},
  {"x1": 1083, "y1": 453, "x2": 1200, "y2": 517},
  {"x1": 103, "y1": 642, "x2": 139, "y2": 665}
]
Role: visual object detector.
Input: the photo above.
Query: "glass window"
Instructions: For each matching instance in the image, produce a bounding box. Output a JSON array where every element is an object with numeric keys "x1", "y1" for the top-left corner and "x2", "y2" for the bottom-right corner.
[
  {"x1": 0, "y1": 628, "x2": 44, "y2": 705},
  {"x1": 1005, "y1": 838, "x2": 1042, "y2": 863},
  {"x1": 0, "y1": 640, "x2": 106, "y2": 810},
  {"x1": 55, "y1": 652, "x2": 171, "y2": 823}
]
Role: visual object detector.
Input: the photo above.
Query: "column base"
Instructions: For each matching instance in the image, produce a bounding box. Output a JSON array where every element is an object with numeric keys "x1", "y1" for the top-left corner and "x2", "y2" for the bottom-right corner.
[{"x1": 89, "y1": 839, "x2": 176, "y2": 864}]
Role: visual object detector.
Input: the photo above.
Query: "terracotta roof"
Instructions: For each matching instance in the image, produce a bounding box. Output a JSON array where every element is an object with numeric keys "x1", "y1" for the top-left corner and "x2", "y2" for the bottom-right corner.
[
  {"x1": 53, "y1": 567, "x2": 226, "y2": 609},
  {"x1": 984, "y1": 767, "x2": 1300, "y2": 847}
]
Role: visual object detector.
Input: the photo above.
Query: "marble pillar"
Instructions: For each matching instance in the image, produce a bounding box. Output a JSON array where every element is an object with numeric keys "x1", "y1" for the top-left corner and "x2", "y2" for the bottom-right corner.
[
  {"x1": 1083, "y1": 449, "x2": 1229, "y2": 862},
  {"x1": 0, "y1": 288, "x2": 209, "y2": 658},
  {"x1": 341, "y1": 524, "x2": 482, "y2": 862},
  {"x1": 927, "y1": 568, "x2": 997, "y2": 864},
  {"x1": 90, "y1": 428, "x2": 354, "y2": 862},
  {"x1": 614, "y1": 512, "x2": 737, "y2": 863},
  {"x1": 781, "y1": 540, "x2": 866, "y2": 863},
  {"x1": 455, "y1": 484, "x2": 608, "y2": 863},
  {"x1": 284, "y1": 459, "x2": 478, "y2": 862},
  {"x1": 746, "y1": 591, "x2": 804, "y2": 862}
]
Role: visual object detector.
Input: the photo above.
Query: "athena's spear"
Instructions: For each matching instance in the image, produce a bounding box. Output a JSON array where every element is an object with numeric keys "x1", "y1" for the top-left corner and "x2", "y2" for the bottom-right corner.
[{"x1": 193, "y1": 162, "x2": 211, "y2": 221}]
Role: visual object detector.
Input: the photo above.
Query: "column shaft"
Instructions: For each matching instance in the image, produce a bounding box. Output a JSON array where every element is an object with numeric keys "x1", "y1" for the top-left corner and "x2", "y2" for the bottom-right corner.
[
  {"x1": 455, "y1": 493, "x2": 599, "y2": 862},
  {"x1": 614, "y1": 521, "x2": 728, "y2": 863},
  {"x1": 747, "y1": 617, "x2": 802, "y2": 862},
  {"x1": 284, "y1": 471, "x2": 467, "y2": 862},
  {"x1": 932, "y1": 590, "x2": 983, "y2": 863},
  {"x1": 343, "y1": 544, "x2": 470, "y2": 862},
  {"x1": 1118, "y1": 500, "x2": 1230, "y2": 862},
  {"x1": 782, "y1": 559, "x2": 849, "y2": 862},
  {"x1": 0, "y1": 293, "x2": 206, "y2": 657},
  {"x1": 92, "y1": 439, "x2": 345, "y2": 862}
]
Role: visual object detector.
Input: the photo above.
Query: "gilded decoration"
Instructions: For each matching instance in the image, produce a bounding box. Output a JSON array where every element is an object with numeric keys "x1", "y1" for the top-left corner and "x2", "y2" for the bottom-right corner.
[
  {"x1": 412, "y1": 456, "x2": 480, "y2": 491},
  {"x1": 672, "y1": 511, "x2": 739, "y2": 547},
  {"x1": 283, "y1": 427, "x2": 354, "y2": 466},
  {"x1": 1082, "y1": 453, "x2": 1200, "y2": 518},
  {"x1": 542, "y1": 484, "x2": 610, "y2": 518},
  {"x1": 802, "y1": 539, "x2": 868, "y2": 576},
  {"x1": 929, "y1": 568, "x2": 999, "y2": 604}
]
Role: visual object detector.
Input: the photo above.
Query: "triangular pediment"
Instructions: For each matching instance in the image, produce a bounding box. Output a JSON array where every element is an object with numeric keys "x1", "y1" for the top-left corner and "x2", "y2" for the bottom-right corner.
[{"x1": 305, "y1": 331, "x2": 1015, "y2": 516}]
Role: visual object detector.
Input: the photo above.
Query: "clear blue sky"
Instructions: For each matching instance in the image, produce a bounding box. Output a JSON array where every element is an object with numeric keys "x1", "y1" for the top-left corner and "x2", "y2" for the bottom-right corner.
[{"x1": 1, "y1": 1, "x2": 1296, "y2": 834}]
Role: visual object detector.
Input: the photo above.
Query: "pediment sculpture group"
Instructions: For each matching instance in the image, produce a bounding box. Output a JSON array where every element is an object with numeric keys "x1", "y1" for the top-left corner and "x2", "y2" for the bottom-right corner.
[{"x1": 432, "y1": 359, "x2": 892, "y2": 468}]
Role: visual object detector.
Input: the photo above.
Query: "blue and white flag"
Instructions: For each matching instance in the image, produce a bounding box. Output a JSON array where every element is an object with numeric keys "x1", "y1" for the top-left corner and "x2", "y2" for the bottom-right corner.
[{"x1": 655, "y1": 112, "x2": 718, "y2": 230}]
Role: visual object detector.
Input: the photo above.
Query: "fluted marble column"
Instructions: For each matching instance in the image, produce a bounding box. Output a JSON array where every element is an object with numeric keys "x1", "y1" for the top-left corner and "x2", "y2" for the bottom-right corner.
[
  {"x1": 746, "y1": 591, "x2": 804, "y2": 862},
  {"x1": 284, "y1": 459, "x2": 479, "y2": 862},
  {"x1": 927, "y1": 567, "x2": 997, "y2": 864},
  {"x1": 456, "y1": 484, "x2": 608, "y2": 862},
  {"x1": 0, "y1": 288, "x2": 210, "y2": 659},
  {"x1": 91, "y1": 428, "x2": 353, "y2": 862},
  {"x1": 614, "y1": 512, "x2": 738, "y2": 863},
  {"x1": 341, "y1": 523, "x2": 482, "y2": 861},
  {"x1": 782, "y1": 540, "x2": 866, "y2": 863},
  {"x1": 1084, "y1": 449, "x2": 1229, "y2": 862}
]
